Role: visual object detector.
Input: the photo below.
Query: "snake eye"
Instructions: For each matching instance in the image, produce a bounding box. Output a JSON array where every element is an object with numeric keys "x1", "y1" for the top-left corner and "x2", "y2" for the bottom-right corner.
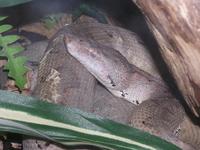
[{"x1": 107, "y1": 75, "x2": 116, "y2": 87}]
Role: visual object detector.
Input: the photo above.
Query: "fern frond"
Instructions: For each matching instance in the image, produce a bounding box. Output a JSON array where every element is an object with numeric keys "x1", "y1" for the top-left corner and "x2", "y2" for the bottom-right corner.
[{"x1": 0, "y1": 16, "x2": 28, "y2": 89}]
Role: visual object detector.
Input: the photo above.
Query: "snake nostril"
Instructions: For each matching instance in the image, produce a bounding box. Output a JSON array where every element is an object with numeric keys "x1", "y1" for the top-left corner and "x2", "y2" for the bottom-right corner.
[
  {"x1": 112, "y1": 83, "x2": 116, "y2": 87},
  {"x1": 136, "y1": 100, "x2": 139, "y2": 105}
]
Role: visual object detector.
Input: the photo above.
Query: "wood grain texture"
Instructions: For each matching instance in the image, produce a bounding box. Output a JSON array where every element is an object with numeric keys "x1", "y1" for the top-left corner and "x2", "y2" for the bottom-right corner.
[{"x1": 133, "y1": 0, "x2": 200, "y2": 117}]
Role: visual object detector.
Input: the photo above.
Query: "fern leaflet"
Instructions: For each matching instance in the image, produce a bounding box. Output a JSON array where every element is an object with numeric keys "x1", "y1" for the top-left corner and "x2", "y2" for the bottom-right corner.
[{"x1": 0, "y1": 16, "x2": 28, "y2": 89}]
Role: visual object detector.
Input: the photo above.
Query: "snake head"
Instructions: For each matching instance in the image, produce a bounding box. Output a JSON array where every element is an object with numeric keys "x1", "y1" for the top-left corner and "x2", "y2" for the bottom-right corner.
[{"x1": 64, "y1": 32, "x2": 133, "y2": 90}]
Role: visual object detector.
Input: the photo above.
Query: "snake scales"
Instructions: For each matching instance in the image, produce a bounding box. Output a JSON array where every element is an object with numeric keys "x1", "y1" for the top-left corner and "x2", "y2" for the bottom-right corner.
[{"x1": 23, "y1": 16, "x2": 200, "y2": 149}]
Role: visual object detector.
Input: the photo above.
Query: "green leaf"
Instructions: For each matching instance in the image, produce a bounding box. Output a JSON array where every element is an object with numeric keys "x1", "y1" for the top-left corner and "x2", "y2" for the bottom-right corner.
[
  {"x1": 7, "y1": 45, "x2": 25, "y2": 56},
  {"x1": 0, "y1": 90, "x2": 180, "y2": 150},
  {"x1": 2, "y1": 35, "x2": 20, "y2": 45},
  {"x1": 0, "y1": 24, "x2": 12, "y2": 33},
  {"x1": 0, "y1": 16, "x2": 7, "y2": 21},
  {"x1": 42, "y1": 15, "x2": 58, "y2": 29},
  {"x1": 5, "y1": 56, "x2": 28, "y2": 89},
  {"x1": 72, "y1": 4, "x2": 108, "y2": 24},
  {"x1": 0, "y1": 48, "x2": 6, "y2": 57},
  {"x1": 0, "y1": 0, "x2": 32, "y2": 7},
  {"x1": 0, "y1": 21, "x2": 28, "y2": 89}
]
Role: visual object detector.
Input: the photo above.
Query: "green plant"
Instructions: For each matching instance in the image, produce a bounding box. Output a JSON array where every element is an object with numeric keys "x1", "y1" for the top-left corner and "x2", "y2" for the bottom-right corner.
[
  {"x1": 0, "y1": 0, "x2": 32, "y2": 7},
  {"x1": 0, "y1": 90, "x2": 180, "y2": 150},
  {"x1": 72, "y1": 4, "x2": 108, "y2": 24},
  {"x1": 0, "y1": 16, "x2": 28, "y2": 89},
  {"x1": 41, "y1": 13, "x2": 64, "y2": 29}
]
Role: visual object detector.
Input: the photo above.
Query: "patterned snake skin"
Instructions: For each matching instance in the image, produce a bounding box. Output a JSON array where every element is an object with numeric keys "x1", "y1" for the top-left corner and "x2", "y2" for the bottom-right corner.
[{"x1": 24, "y1": 16, "x2": 200, "y2": 149}]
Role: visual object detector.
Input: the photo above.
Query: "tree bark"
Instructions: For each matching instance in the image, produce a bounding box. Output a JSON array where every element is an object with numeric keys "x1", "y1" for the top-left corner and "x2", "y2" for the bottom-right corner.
[{"x1": 132, "y1": 0, "x2": 200, "y2": 117}]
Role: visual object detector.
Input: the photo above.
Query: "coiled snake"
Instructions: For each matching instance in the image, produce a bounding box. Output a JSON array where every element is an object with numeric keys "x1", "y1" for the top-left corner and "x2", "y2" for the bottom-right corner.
[{"x1": 24, "y1": 16, "x2": 200, "y2": 149}]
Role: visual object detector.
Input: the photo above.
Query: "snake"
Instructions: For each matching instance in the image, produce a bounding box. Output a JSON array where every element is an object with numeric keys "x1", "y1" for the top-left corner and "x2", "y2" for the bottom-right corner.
[{"x1": 23, "y1": 16, "x2": 200, "y2": 149}]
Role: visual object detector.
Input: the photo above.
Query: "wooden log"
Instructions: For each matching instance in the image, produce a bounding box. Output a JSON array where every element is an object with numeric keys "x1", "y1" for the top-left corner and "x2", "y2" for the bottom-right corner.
[{"x1": 132, "y1": 0, "x2": 200, "y2": 117}]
